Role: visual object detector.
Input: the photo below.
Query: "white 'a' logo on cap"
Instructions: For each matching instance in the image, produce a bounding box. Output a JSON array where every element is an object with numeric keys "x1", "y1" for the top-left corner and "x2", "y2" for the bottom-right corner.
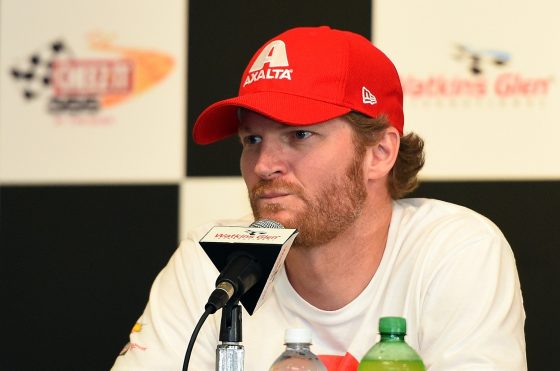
[
  {"x1": 249, "y1": 40, "x2": 289, "y2": 72},
  {"x1": 243, "y1": 40, "x2": 292, "y2": 87}
]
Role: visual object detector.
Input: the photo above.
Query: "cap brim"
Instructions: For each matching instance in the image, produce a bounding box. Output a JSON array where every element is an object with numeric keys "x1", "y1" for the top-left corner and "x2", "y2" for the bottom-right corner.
[{"x1": 193, "y1": 92, "x2": 352, "y2": 144}]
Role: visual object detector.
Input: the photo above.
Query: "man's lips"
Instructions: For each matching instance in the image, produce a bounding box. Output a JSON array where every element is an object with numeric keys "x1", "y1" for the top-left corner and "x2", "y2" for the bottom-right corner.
[
  {"x1": 259, "y1": 191, "x2": 290, "y2": 200},
  {"x1": 250, "y1": 181, "x2": 304, "y2": 204}
]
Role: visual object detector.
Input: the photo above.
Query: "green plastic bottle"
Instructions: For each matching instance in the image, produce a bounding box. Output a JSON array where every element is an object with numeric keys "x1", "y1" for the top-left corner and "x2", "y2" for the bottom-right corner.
[{"x1": 358, "y1": 317, "x2": 426, "y2": 371}]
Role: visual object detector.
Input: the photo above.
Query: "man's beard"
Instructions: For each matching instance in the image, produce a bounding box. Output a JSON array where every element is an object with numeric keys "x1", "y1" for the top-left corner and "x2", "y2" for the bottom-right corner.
[{"x1": 248, "y1": 151, "x2": 367, "y2": 249}]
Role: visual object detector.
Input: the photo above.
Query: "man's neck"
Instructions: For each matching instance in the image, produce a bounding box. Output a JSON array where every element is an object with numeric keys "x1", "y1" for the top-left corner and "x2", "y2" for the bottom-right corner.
[{"x1": 284, "y1": 198, "x2": 393, "y2": 311}]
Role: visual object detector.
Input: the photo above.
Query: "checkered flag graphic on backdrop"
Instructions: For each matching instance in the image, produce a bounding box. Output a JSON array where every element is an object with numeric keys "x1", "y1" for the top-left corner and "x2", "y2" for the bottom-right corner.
[{"x1": 9, "y1": 39, "x2": 73, "y2": 100}]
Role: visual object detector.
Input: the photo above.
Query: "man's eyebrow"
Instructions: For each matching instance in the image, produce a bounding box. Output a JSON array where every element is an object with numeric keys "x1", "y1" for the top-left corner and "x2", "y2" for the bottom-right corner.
[{"x1": 237, "y1": 123, "x2": 252, "y2": 133}]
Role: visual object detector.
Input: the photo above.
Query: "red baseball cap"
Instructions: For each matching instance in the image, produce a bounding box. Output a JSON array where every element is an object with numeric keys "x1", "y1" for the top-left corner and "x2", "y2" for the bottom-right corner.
[{"x1": 193, "y1": 26, "x2": 404, "y2": 144}]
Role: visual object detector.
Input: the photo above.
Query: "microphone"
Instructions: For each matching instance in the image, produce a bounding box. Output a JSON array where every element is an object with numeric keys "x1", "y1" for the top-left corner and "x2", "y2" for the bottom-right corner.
[
  {"x1": 201, "y1": 220, "x2": 298, "y2": 315},
  {"x1": 205, "y1": 250, "x2": 263, "y2": 314}
]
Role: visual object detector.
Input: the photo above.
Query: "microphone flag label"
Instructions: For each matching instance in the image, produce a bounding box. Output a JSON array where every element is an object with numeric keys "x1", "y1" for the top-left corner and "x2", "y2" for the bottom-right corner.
[
  {"x1": 200, "y1": 226, "x2": 298, "y2": 315},
  {"x1": 201, "y1": 226, "x2": 297, "y2": 243}
]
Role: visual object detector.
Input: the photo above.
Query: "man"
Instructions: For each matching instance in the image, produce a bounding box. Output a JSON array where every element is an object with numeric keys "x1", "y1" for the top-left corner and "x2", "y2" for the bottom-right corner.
[{"x1": 112, "y1": 26, "x2": 526, "y2": 370}]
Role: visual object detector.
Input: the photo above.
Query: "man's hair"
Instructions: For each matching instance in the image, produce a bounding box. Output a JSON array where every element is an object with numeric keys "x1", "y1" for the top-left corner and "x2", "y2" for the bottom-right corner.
[{"x1": 343, "y1": 112, "x2": 425, "y2": 199}]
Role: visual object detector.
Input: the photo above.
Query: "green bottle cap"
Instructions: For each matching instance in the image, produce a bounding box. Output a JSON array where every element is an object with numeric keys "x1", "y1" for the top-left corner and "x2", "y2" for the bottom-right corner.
[{"x1": 379, "y1": 316, "x2": 407, "y2": 335}]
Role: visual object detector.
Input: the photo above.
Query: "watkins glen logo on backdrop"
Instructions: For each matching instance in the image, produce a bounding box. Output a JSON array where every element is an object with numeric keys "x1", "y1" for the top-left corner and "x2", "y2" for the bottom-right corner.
[
  {"x1": 8, "y1": 33, "x2": 174, "y2": 124},
  {"x1": 401, "y1": 43, "x2": 554, "y2": 101}
]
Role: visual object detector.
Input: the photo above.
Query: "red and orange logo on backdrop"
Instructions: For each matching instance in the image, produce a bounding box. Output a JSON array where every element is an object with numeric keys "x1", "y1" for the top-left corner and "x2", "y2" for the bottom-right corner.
[{"x1": 9, "y1": 32, "x2": 174, "y2": 118}]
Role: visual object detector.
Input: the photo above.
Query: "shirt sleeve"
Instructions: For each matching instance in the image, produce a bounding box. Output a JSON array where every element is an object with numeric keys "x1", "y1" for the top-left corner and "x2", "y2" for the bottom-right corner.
[
  {"x1": 110, "y1": 238, "x2": 221, "y2": 370},
  {"x1": 418, "y1": 218, "x2": 527, "y2": 371}
]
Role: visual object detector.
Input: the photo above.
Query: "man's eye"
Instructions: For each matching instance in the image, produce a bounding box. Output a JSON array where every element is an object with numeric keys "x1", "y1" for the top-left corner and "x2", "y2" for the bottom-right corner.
[
  {"x1": 242, "y1": 135, "x2": 262, "y2": 145},
  {"x1": 293, "y1": 130, "x2": 312, "y2": 140}
]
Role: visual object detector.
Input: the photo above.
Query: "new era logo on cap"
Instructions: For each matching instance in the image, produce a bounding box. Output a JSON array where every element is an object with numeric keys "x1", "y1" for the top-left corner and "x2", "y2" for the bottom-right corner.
[{"x1": 362, "y1": 86, "x2": 377, "y2": 105}]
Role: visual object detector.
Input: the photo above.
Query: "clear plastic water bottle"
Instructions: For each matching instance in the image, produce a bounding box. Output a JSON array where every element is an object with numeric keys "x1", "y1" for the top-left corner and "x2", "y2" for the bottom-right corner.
[
  {"x1": 358, "y1": 317, "x2": 425, "y2": 371},
  {"x1": 270, "y1": 328, "x2": 327, "y2": 371}
]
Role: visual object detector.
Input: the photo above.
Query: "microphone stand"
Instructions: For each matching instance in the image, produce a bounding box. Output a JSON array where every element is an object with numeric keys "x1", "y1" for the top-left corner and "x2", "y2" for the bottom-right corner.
[{"x1": 216, "y1": 300, "x2": 244, "y2": 371}]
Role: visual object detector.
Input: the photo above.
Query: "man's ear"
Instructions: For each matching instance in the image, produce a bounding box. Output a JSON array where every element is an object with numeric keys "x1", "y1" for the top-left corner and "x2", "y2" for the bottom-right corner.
[{"x1": 364, "y1": 127, "x2": 400, "y2": 181}]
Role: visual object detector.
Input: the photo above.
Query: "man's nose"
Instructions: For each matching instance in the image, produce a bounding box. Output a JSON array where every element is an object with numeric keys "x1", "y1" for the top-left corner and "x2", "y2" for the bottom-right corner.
[{"x1": 253, "y1": 142, "x2": 287, "y2": 180}]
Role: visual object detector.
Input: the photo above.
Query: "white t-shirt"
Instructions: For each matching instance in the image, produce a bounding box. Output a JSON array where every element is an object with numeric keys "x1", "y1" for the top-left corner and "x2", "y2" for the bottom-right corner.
[{"x1": 111, "y1": 198, "x2": 527, "y2": 371}]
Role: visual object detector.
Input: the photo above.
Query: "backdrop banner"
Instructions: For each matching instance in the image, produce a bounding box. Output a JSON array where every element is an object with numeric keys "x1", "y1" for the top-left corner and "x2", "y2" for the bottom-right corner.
[
  {"x1": 0, "y1": 0, "x2": 185, "y2": 183},
  {"x1": 375, "y1": 0, "x2": 559, "y2": 179}
]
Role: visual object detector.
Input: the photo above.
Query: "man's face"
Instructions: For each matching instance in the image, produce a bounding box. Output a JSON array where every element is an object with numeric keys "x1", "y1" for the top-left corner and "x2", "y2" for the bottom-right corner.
[{"x1": 239, "y1": 111, "x2": 367, "y2": 248}]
